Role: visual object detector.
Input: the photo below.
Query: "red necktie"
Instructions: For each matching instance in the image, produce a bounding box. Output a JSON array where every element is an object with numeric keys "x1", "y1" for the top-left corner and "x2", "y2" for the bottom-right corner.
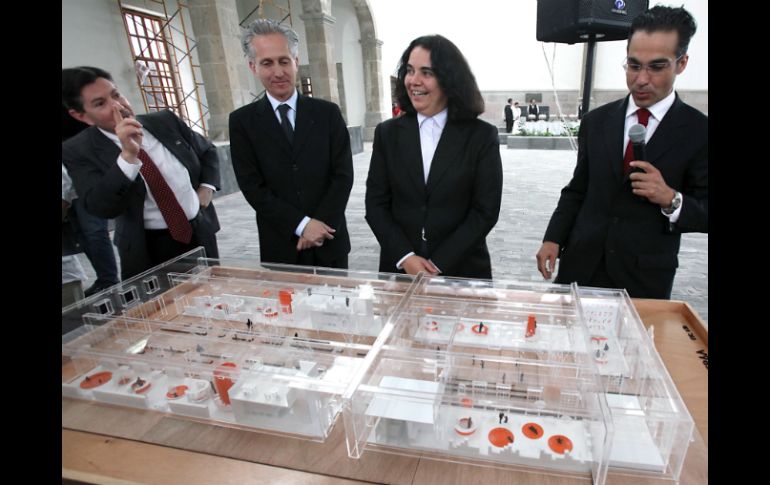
[
  {"x1": 137, "y1": 149, "x2": 193, "y2": 244},
  {"x1": 623, "y1": 108, "x2": 651, "y2": 176}
]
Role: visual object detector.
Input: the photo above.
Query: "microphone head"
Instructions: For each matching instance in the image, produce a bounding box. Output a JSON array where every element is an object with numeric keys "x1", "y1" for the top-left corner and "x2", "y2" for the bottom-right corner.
[{"x1": 628, "y1": 123, "x2": 646, "y2": 143}]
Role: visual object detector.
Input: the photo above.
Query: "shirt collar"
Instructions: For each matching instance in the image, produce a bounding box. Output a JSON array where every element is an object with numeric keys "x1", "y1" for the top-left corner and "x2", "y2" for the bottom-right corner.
[
  {"x1": 266, "y1": 89, "x2": 298, "y2": 113},
  {"x1": 417, "y1": 108, "x2": 448, "y2": 129},
  {"x1": 626, "y1": 90, "x2": 676, "y2": 122}
]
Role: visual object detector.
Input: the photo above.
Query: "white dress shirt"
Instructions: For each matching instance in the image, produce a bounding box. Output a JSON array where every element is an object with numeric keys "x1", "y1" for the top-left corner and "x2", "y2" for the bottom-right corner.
[
  {"x1": 101, "y1": 127, "x2": 214, "y2": 230},
  {"x1": 396, "y1": 108, "x2": 448, "y2": 271},
  {"x1": 623, "y1": 90, "x2": 682, "y2": 222},
  {"x1": 266, "y1": 90, "x2": 311, "y2": 238},
  {"x1": 417, "y1": 108, "x2": 448, "y2": 183}
]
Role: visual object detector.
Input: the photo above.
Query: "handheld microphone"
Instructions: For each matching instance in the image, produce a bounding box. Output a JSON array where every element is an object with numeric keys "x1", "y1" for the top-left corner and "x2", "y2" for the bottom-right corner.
[{"x1": 628, "y1": 123, "x2": 647, "y2": 174}]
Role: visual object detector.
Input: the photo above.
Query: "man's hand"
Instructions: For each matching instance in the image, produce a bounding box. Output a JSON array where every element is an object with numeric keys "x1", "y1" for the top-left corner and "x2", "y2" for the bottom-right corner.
[
  {"x1": 402, "y1": 255, "x2": 439, "y2": 276},
  {"x1": 113, "y1": 105, "x2": 143, "y2": 163},
  {"x1": 196, "y1": 186, "x2": 214, "y2": 208},
  {"x1": 536, "y1": 241, "x2": 560, "y2": 280},
  {"x1": 301, "y1": 219, "x2": 335, "y2": 246},
  {"x1": 628, "y1": 161, "x2": 676, "y2": 207},
  {"x1": 296, "y1": 236, "x2": 315, "y2": 251}
]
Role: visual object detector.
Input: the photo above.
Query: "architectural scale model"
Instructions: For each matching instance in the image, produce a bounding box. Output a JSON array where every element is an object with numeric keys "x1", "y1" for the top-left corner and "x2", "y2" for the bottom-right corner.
[{"x1": 62, "y1": 248, "x2": 694, "y2": 484}]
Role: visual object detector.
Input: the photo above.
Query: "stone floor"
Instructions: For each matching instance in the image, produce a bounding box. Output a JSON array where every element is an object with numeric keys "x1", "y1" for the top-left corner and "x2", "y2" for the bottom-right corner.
[{"x1": 78, "y1": 143, "x2": 707, "y2": 324}]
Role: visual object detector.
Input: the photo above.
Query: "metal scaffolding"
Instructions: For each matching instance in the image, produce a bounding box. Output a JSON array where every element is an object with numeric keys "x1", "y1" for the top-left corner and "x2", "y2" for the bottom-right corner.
[
  {"x1": 118, "y1": 0, "x2": 208, "y2": 136},
  {"x1": 239, "y1": 0, "x2": 293, "y2": 27}
]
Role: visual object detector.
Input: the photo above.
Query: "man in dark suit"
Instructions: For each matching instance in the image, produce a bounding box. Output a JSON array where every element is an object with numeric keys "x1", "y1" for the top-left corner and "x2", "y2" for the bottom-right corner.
[
  {"x1": 62, "y1": 67, "x2": 220, "y2": 280},
  {"x1": 536, "y1": 6, "x2": 707, "y2": 299},
  {"x1": 366, "y1": 35, "x2": 502, "y2": 279},
  {"x1": 527, "y1": 99, "x2": 539, "y2": 121},
  {"x1": 229, "y1": 19, "x2": 353, "y2": 269},
  {"x1": 504, "y1": 98, "x2": 514, "y2": 133},
  {"x1": 62, "y1": 103, "x2": 120, "y2": 295}
]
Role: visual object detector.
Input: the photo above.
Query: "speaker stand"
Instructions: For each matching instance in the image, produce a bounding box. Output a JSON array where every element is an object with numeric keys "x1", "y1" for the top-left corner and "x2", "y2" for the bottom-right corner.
[{"x1": 581, "y1": 38, "x2": 597, "y2": 116}]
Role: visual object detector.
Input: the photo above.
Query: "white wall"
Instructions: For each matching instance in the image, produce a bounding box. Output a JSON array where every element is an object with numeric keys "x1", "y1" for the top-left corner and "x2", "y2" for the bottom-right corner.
[
  {"x1": 332, "y1": 0, "x2": 366, "y2": 126},
  {"x1": 370, "y1": 0, "x2": 707, "y2": 106},
  {"x1": 62, "y1": 0, "x2": 145, "y2": 114}
]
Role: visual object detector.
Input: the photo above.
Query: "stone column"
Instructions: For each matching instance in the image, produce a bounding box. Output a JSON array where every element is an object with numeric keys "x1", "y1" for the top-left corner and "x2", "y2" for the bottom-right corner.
[
  {"x1": 360, "y1": 38, "x2": 388, "y2": 141},
  {"x1": 187, "y1": 0, "x2": 252, "y2": 141},
  {"x1": 298, "y1": 11, "x2": 340, "y2": 105}
]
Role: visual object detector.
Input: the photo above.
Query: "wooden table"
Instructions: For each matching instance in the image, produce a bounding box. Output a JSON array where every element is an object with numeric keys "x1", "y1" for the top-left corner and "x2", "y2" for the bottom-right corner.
[{"x1": 63, "y1": 299, "x2": 708, "y2": 484}]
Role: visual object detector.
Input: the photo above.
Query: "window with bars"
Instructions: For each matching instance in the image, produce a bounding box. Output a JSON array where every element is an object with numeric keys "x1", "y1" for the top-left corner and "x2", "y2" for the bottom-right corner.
[{"x1": 122, "y1": 8, "x2": 189, "y2": 122}]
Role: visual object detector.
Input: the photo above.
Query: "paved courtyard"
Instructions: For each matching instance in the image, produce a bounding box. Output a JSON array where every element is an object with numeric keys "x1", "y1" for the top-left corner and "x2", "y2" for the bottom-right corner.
[{"x1": 78, "y1": 143, "x2": 707, "y2": 324}]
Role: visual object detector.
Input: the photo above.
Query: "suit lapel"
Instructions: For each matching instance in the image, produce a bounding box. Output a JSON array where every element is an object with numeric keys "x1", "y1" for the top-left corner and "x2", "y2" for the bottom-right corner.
[
  {"x1": 426, "y1": 121, "x2": 465, "y2": 194},
  {"x1": 646, "y1": 95, "x2": 687, "y2": 165},
  {"x1": 89, "y1": 127, "x2": 146, "y2": 196},
  {"x1": 255, "y1": 96, "x2": 293, "y2": 156},
  {"x1": 89, "y1": 127, "x2": 122, "y2": 170},
  {"x1": 138, "y1": 113, "x2": 193, "y2": 171},
  {"x1": 397, "y1": 115, "x2": 427, "y2": 195},
  {"x1": 293, "y1": 95, "x2": 315, "y2": 160},
  {"x1": 603, "y1": 98, "x2": 628, "y2": 183}
]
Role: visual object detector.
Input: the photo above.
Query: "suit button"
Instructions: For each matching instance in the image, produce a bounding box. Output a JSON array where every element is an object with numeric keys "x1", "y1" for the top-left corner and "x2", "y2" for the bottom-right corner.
[
  {"x1": 608, "y1": 249, "x2": 616, "y2": 254},
  {"x1": 421, "y1": 206, "x2": 426, "y2": 212},
  {"x1": 611, "y1": 217, "x2": 619, "y2": 224},
  {"x1": 292, "y1": 164, "x2": 298, "y2": 171}
]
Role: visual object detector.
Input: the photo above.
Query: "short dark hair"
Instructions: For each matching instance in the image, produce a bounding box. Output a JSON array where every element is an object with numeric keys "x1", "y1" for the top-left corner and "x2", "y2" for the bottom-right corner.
[
  {"x1": 507, "y1": 98, "x2": 512, "y2": 103},
  {"x1": 62, "y1": 66, "x2": 114, "y2": 112},
  {"x1": 61, "y1": 103, "x2": 89, "y2": 141},
  {"x1": 395, "y1": 35, "x2": 484, "y2": 121},
  {"x1": 629, "y1": 5, "x2": 697, "y2": 57}
]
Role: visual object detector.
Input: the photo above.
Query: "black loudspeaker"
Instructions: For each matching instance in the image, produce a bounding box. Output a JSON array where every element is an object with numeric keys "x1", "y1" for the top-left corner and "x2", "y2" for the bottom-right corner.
[{"x1": 537, "y1": 0, "x2": 649, "y2": 44}]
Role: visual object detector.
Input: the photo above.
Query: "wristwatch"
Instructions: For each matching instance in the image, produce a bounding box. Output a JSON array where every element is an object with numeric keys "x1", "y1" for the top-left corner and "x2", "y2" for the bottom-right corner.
[{"x1": 662, "y1": 191, "x2": 682, "y2": 215}]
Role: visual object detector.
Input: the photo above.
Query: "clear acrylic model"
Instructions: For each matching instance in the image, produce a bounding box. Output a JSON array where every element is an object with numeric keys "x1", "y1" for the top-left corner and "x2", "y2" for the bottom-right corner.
[
  {"x1": 62, "y1": 248, "x2": 694, "y2": 484},
  {"x1": 63, "y1": 248, "x2": 414, "y2": 440},
  {"x1": 342, "y1": 278, "x2": 613, "y2": 484}
]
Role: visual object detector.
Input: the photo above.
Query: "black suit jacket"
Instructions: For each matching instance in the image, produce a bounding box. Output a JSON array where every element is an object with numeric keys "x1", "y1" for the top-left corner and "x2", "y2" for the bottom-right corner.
[
  {"x1": 228, "y1": 95, "x2": 353, "y2": 266},
  {"x1": 504, "y1": 105, "x2": 513, "y2": 123},
  {"x1": 544, "y1": 94, "x2": 708, "y2": 299},
  {"x1": 365, "y1": 114, "x2": 503, "y2": 279},
  {"x1": 62, "y1": 110, "x2": 221, "y2": 279}
]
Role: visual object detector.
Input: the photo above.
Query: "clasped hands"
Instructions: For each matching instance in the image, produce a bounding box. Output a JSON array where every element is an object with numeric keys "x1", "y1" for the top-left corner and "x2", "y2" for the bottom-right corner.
[
  {"x1": 297, "y1": 218, "x2": 335, "y2": 251},
  {"x1": 402, "y1": 255, "x2": 439, "y2": 276}
]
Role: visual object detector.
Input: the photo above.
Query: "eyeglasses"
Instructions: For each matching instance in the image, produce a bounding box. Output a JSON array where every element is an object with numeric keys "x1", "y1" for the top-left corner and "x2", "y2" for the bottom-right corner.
[{"x1": 622, "y1": 55, "x2": 683, "y2": 75}]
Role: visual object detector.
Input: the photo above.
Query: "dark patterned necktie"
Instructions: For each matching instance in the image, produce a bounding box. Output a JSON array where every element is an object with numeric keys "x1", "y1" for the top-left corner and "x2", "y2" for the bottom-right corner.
[
  {"x1": 277, "y1": 104, "x2": 294, "y2": 144},
  {"x1": 137, "y1": 149, "x2": 193, "y2": 244},
  {"x1": 623, "y1": 108, "x2": 651, "y2": 175}
]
